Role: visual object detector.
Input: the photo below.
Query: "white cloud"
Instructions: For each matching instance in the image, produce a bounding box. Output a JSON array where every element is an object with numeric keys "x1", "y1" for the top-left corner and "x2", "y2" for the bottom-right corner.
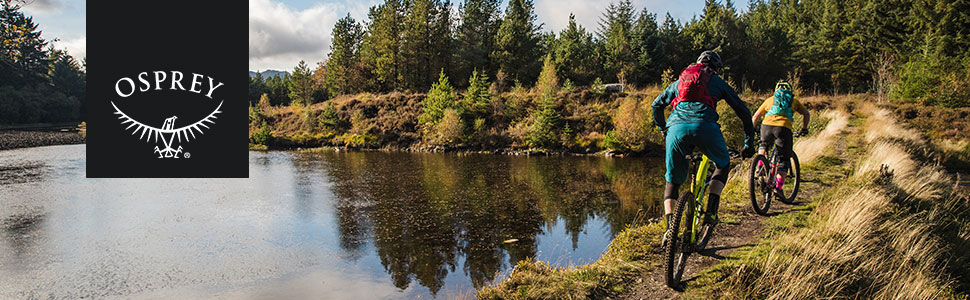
[
  {"x1": 533, "y1": 0, "x2": 713, "y2": 34},
  {"x1": 54, "y1": 35, "x2": 85, "y2": 60},
  {"x1": 248, "y1": 0, "x2": 377, "y2": 71},
  {"x1": 534, "y1": 0, "x2": 611, "y2": 33},
  {"x1": 20, "y1": 0, "x2": 63, "y2": 14}
]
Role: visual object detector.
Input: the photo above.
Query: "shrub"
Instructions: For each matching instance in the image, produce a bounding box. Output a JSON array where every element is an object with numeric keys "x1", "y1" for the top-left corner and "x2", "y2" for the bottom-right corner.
[
  {"x1": 429, "y1": 108, "x2": 465, "y2": 145},
  {"x1": 601, "y1": 130, "x2": 622, "y2": 150},
  {"x1": 893, "y1": 53, "x2": 970, "y2": 108},
  {"x1": 300, "y1": 107, "x2": 316, "y2": 131},
  {"x1": 590, "y1": 77, "x2": 606, "y2": 99},
  {"x1": 526, "y1": 95, "x2": 562, "y2": 149},
  {"x1": 258, "y1": 93, "x2": 272, "y2": 111},
  {"x1": 349, "y1": 109, "x2": 371, "y2": 135},
  {"x1": 248, "y1": 103, "x2": 264, "y2": 127},
  {"x1": 318, "y1": 102, "x2": 343, "y2": 130},
  {"x1": 419, "y1": 70, "x2": 461, "y2": 129},
  {"x1": 561, "y1": 78, "x2": 575, "y2": 93},
  {"x1": 612, "y1": 97, "x2": 654, "y2": 152},
  {"x1": 250, "y1": 121, "x2": 273, "y2": 145},
  {"x1": 660, "y1": 68, "x2": 677, "y2": 88},
  {"x1": 464, "y1": 70, "x2": 491, "y2": 117},
  {"x1": 336, "y1": 133, "x2": 378, "y2": 148}
]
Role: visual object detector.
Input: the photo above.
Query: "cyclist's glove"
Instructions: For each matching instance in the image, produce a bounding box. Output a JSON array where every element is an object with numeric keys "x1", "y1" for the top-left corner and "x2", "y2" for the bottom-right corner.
[{"x1": 741, "y1": 144, "x2": 756, "y2": 159}]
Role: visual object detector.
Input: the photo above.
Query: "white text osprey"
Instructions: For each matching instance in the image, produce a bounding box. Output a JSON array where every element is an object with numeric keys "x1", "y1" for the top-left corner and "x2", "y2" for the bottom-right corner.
[{"x1": 114, "y1": 71, "x2": 225, "y2": 99}]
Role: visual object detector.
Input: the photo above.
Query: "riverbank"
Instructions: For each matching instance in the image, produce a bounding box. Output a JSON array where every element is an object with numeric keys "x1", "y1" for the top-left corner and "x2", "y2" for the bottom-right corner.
[
  {"x1": 249, "y1": 87, "x2": 842, "y2": 157},
  {"x1": 250, "y1": 88, "x2": 670, "y2": 155},
  {"x1": 0, "y1": 130, "x2": 85, "y2": 151},
  {"x1": 477, "y1": 94, "x2": 970, "y2": 299}
]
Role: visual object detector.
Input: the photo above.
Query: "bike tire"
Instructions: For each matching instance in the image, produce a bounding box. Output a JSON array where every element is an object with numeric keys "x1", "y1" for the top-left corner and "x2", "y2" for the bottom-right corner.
[
  {"x1": 694, "y1": 213, "x2": 714, "y2": 251},
  {"x1": 749, "y1": 155, "x2": 771, "y2": 215},
  {"x1": 780, "y1": 152, "x2": 801, "y2": 204},
  {"x1": 664, "y1": 191, "x2": 693, "y2": 288}
]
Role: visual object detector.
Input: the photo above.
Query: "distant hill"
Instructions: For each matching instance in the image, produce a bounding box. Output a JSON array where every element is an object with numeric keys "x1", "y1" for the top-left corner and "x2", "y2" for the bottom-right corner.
[{"x1": 249, "y1": 70, "x2": 289, "y2": 78}]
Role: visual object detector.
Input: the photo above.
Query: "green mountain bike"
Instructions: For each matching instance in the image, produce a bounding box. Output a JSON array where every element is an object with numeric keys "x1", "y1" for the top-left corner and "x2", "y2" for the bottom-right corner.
[
  {"x1": 663, "y1": 149, "x2": 739, "y2": 288},
  {"x1": 748, "y1": 132, "x2": 803, "y2": 215}
]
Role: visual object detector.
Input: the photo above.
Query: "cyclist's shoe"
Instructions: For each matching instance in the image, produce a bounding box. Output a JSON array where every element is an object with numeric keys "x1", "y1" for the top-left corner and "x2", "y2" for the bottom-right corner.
[
  {"x1": 774, "y1": 177, "x2": 786, "y2": 199},
  {"x1": 703, "y1": 213, "x2": 719, "y2": 227},
  {"x1": 661, "y1": 214, "x2": 674, "y2": 249}
]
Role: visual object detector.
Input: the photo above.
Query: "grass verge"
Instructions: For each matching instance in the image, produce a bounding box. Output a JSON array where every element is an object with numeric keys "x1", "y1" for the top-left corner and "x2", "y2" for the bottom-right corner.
[{"x1": 684, "y1": 106, "x2": 970, "y2": 299}]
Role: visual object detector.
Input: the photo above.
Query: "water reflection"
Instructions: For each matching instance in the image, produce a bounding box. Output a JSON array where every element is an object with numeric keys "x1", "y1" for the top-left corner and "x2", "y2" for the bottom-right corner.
[
  {"x1": 0, "y1": 146, "x2": 666, "y2": 299},
  {"x1": 306, "y1": 151, "x2": 665, "y2": 293}
]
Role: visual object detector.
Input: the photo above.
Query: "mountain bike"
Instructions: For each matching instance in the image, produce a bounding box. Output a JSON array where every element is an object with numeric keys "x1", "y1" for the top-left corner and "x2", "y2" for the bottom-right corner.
[
  {"x1": 663, "y1": 149, "x2": 739, "y2": 288},
  {"x1": 748, "y1": 131, "x2": 803, "y2": 215}
]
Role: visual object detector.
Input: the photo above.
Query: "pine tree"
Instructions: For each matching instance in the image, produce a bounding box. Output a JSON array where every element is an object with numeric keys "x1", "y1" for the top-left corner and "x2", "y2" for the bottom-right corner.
[
  {"x1": 535, "y1": 53, "x2": 558, "y2": 93},
  {"x1": 419, "y1": 69, "x2": 460, "y2": 127},
  {"x1": 682, "y1": 0, "x2": 746, "y2": 85},
  {"x1": 463, "y1": 69, "x2": 491, "y2": 116},
  {"x1": 743, "y1": 0, "x2": 793, "y2": 90},
  {"x1": 490, "y1": 0, "x2": 542, "y2": 85},
  {"x1": 656, "y1": 14, "x2": 690, "y2": 77},
  {"x1": 288, "y1": 60, "x2": 315, "y2": 106},
  {"x1": 49, "y1": 50, "x2": 85, "y2": 101},
  {"x1": 361, "y1": 0, "x2": 405, "y2": 92},
  {"x1": 0, "y1": 0, "x2": 50, "y2": 83},
  {"x1": 249, "y1": 72, "x2": 265, "y2": 105},
  {"x1": 630, "y1": 9, "x2": 661, "y2": 86},
  {"x1": 553, "y1": 14, "x2": 596, "y2": 85},
  {"x1": 454, "y1": 0, "x2": 501, "y2": 86},
  {"x1": 598, "y1": 0, "x2": 636, "y2": 84},
  {"x1": 400, "y1": 0, "x2": 454, "y2": 92},
  {"x1": 326, "y1": 14, "x2": 364, "y2": 97}
]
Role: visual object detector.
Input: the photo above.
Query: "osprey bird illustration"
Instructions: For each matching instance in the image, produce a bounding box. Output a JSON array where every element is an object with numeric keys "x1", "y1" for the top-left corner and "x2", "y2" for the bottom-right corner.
[{"x1": 111, "y1": 101, "x2": 223, "y2": 158}]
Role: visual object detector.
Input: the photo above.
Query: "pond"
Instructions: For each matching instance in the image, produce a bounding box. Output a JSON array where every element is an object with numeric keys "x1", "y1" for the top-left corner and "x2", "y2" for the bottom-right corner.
[{"x1": 0, "y1": 145, "x2": 666, "y2": 299}]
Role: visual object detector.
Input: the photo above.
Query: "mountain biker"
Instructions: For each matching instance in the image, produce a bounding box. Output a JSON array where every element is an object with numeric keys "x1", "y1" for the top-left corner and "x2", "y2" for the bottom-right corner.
[
  {"x1": 652, "y1": 51, "x2": 756, "y2": 242},
  {"x1": 751, "y1": 80, "x2": 810, "y2": 197}
]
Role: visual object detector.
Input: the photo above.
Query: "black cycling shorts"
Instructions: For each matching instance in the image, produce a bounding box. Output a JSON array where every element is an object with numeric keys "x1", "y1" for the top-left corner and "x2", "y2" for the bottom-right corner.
[{"x1": 759, "y1": 125, "x2": 793, "y2": 172}]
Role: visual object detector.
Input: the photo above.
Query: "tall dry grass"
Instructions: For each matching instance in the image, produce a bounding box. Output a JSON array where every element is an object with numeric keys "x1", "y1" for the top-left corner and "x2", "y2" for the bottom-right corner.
[
  {"x1": 720, "y1": 107, "x2": 970, "y2": 299},
  {"x1": 793, "y1": 110, "x2": 849, "y2": 162}
]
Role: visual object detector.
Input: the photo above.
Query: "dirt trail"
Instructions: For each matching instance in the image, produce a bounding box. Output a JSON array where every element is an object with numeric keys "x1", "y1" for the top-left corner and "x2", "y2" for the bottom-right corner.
[{"x1": 620, "y1": 110, "x2": 852, "y2": 299}]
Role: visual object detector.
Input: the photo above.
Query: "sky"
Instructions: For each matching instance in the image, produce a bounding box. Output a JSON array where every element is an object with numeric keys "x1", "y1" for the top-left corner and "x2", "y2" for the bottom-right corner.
[
  {"x1": 249, "y1": 0, "x2": 752, "y2": 72},
  {"x1": 17, "y1": 0, "x2": 750, "y2": 71},
  {"x1": 19, "y1": 0, "x2": 86, "y2": 61}
]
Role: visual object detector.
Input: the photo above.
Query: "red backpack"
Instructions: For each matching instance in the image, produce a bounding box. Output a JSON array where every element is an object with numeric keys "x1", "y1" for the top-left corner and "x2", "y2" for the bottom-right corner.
[{"x1": 670, "y1": 63, "x2": 717, "y2": 109}]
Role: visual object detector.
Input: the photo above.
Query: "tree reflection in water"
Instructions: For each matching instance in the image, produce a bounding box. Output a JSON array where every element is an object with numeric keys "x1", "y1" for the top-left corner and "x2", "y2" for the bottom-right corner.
[{"x1": 308, "y1": 151, "x2": 664, "y2": 295}]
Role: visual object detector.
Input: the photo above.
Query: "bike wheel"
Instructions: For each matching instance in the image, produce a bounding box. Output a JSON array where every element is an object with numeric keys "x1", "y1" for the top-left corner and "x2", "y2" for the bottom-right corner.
[
  {"x1": 664, "y1": 191, "x2": 693, "y2": 288},
  {"x1": 780, "y1": 152, "x2": 801, "y2": 204},
  {"x1": 749, "y1": 155, "x2": 771, "y2": 215}
]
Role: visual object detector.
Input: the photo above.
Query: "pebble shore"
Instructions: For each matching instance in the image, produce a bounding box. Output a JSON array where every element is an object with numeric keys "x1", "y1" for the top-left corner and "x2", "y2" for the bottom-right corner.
[{"x1": 0, "y1": 131, "x2": 85, "y2": 151}]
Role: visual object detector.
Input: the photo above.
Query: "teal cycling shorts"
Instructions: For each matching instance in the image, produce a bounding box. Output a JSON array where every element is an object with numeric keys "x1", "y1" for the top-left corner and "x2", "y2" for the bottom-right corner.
[{"x1": 665, "y1": 122, "x2": 731, "y2": 185}]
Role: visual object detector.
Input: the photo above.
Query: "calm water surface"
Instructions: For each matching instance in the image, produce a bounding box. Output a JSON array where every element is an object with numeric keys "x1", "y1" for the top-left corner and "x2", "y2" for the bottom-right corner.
[{"x1": 0, "y1": 145, "x2": 666, "y2": 299}]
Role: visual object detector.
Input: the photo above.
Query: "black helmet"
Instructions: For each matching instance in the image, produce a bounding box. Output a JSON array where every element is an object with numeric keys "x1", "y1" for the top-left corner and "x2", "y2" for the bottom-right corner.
[{"x1": 696, "y1": 51, "x2": 722, "y2": 70}]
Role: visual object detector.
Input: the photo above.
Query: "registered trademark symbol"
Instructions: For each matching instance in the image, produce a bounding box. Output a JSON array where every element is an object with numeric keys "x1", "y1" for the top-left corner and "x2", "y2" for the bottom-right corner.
[{"x1": 184, "y1": 152, "x2": 191, "y2": 158}]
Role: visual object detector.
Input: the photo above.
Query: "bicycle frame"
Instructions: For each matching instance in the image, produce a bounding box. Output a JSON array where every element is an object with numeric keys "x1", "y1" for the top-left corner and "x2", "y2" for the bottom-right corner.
[{"x1": 688, "y1": 155, "x2": 713, "y2": 244}]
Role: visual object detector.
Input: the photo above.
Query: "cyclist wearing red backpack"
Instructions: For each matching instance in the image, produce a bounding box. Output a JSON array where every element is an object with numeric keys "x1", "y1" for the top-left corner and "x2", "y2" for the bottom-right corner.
[
  {"x1": 652, "y1": 51, "x2": 756, "y2": 239},
  {"x1": 751, "y1": 80, "x2": 810, "y2": 196}
]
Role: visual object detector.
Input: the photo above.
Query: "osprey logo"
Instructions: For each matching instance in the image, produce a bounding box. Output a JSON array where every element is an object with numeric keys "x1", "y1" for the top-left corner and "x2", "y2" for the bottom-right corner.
[{"x1": 110, "y1": 71, "x2": 225, "y2": 159}]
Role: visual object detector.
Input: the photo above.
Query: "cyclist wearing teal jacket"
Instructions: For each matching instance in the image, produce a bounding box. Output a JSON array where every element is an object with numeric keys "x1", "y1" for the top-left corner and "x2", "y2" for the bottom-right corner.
[{"x1": 651, "y1": 51, "x2": 756, "y2": 238}]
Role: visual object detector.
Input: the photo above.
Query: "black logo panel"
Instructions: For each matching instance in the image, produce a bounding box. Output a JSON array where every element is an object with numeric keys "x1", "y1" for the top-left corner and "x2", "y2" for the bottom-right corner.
[{"x1": 86, "y1": 1, "x2": 247, "y2": 178}]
